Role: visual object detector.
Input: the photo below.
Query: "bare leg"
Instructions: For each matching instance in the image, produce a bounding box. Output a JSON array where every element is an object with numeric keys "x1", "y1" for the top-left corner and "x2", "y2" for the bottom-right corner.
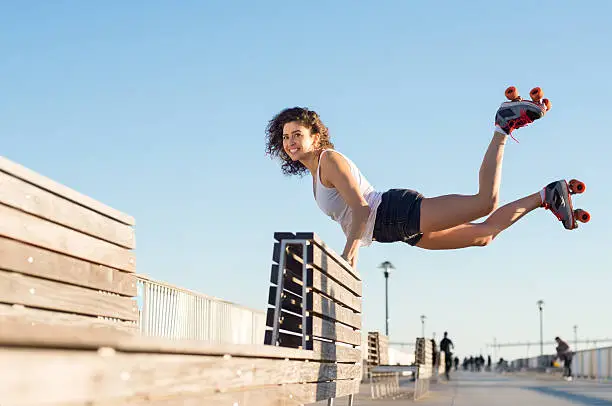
[
  {"x1": 419, "y1": 132, "x2": 507, "y2": 233},
  {"x1": 416, "y1": 192, "x2": 542, "y2": 250}
]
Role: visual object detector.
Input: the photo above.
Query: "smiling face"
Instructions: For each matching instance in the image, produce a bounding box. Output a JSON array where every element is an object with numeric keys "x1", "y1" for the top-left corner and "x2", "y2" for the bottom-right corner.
[
  {"x1": 265, "y1": 107, "x2": 335, "y2": 176},
  {"x1": 282, "y1": 121, "x2": 320, "y2": 161}
]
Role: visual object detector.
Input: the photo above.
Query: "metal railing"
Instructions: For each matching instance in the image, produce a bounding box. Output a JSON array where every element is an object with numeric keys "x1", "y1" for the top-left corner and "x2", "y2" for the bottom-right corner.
[
  {"x1": 574, "y1": 346, "x2": 612, "y2": 381},
  {"x1": 136, "y1": 274, "x2": 266, "y2": 345},
  {"x1": 510, "y1": 345, "x2": 612, "y2": 381},
  {"x1": 369, "y1": 371, "x2": 400, "y2": 399}
]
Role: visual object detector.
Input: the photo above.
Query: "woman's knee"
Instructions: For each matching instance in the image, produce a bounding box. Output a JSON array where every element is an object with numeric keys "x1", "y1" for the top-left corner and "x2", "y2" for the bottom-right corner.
[{"x1": 477, "y1": 194, "x2": 499, "y2": 217}]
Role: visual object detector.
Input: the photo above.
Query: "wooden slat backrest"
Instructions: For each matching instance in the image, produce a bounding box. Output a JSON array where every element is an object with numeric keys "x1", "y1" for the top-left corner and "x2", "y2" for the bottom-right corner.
[
  {"x1": 0, "y1": 156, "x2": 134, "y2": 226},
  {"x1": 0, "y1": 156, "x2": 136, "y2": 270},
  {"x1": 368, "y1": 331, "x2": 389, "y2": 365},
  {"x1": 415, "y1": 337, "x2": 434, "y2": 379},
  {"x1": 0, "y1": 303, "x2": 138, "y2": 333},
  {"x1": 0, "y1": 156, "x2": 137, "y2": 326},
  {"x1": 265, "y1": 232, "x2": 362, "y2": 362},
  {"x1": 0, "y1": 237, "x2": 136, "y2": 296}
]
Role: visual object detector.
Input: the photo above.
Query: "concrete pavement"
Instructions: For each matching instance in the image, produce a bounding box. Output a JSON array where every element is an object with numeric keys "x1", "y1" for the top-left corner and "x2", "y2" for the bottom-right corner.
[
  {"x1": 417, "y1": 371, "x2": 612, "y2": 405},
  {"x1": 312, "y1": 371, "x2": 612, "y2": 405}
]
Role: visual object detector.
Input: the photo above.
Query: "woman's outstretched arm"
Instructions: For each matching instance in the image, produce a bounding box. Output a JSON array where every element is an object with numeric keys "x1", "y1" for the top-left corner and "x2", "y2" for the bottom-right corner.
[{"x1": 321, "y1": 151, "x2": 370, "y2": 268}]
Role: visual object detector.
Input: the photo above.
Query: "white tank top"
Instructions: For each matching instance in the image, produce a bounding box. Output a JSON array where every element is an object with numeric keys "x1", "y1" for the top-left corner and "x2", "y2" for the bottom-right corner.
[{"x1": 314, "y1": 149, "x2": 382, "y2": 247}]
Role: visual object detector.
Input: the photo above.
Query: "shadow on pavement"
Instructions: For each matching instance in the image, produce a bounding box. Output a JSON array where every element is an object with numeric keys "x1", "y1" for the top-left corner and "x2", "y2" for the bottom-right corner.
[{"x1": 525, "y1": 386, "x2": 612, "y2": 406}]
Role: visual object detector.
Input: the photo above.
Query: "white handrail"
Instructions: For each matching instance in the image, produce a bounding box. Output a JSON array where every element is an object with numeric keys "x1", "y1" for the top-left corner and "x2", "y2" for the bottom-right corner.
[{"x1": 135, "y1": 274, "x2": 266, "y2": 345}]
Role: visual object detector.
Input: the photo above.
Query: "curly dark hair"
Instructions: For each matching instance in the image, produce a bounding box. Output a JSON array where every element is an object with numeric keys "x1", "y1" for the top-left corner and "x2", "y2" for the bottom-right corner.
[{"x1": 265, "y1": 107, "x2": 335, "y2": 176}]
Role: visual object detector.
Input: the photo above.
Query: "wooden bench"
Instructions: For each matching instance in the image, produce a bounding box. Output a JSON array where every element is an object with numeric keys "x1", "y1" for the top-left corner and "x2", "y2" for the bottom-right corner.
[
  {"x1": 0, "y1": 156, "x2": 363, "y2": 405},
  {"x1": 366, "y1": 331, "x2": 389, "y2": 371},
  {"x1": 366, "y1": 338, "x2": 432, "y2": 401},
  {"x1": 0, "y1": 156, "x2": 138, "y2": 332},
  {"x1": 413, "y1": 337, "x2": 435, "y2": 400}
]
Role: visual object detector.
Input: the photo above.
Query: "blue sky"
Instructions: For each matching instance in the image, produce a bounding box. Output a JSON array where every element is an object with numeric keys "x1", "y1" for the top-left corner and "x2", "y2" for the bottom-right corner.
[{"x1": 2, "y1": 1, "x2": 610, "y2": 360}]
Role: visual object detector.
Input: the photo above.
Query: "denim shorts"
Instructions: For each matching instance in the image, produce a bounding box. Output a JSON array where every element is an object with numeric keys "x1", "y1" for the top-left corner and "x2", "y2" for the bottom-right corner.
[{"x1": 373, "y1": 188, "x2": 424, "y2": 246}]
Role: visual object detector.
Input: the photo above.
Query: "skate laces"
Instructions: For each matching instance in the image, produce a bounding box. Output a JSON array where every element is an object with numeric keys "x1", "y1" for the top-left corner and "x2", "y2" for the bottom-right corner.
[{"x1": 506, "y1": 109, "x2": 534, "y2": 143}]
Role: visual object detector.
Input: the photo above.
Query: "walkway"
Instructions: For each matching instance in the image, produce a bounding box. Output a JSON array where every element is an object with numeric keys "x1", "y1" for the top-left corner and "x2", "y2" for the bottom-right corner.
[
  {"x1": 313, "y1": 371, "x2": 612, "y2": 405},
  {"x1": 419, "y1": 371, "x2": 612, "y2": 405}
]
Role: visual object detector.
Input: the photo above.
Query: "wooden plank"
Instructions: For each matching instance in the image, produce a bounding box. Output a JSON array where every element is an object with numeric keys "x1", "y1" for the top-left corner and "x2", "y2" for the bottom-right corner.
[
  {"x1": 0, "y1": 348, "x2": 361, "y2": 406},
  {"x1": 0, "y1": 321, "x2": 317, "y2": 360},
  {"x1": 0, "y1": 171, "x2": 135, "y2": 249},
  {"x1": 0, "y1": 203, "x2": 136, "y2": 272},
  {"x1": 295, "y1": 232, "x2": 360, "y2": 281},
  {"x1": 277, "y1": 251, "x2": 361, "y2": 313},
  {"x1": 192, "y1": 379, "x2": 361, "y2": 406},
  {"x1": 310, "y1": 316, "x2": 361, "y2": 347},
  {"x1": 308, "y1": 266, "x2": 361, "y2": 313},
  {"x1": 312, "y1": 340, "x2": 362, "y2": 363},
  {"x1": 268, "y1": 288, "x2": 360, "y2": 330},
  {"x1": 266, "y1": 308, "x2": 303, "y2": 334},
  {"x1": 0, "y1": 155, "x2": 135, "y2": 226},
  {"x1": 0, "y1": 270, "x2": 139, "y2": 321},
  {"x1": 272, "y1": 242, "x2": 306, "y2": 268},
  {"x1": 264, "y1": 329, "x2": 307, "y2": 349},
  {"x1": 270, "y1": 311, "x2": 360, "y2": 347},
  {"x1": 0, "y1": 303, "x2": 138, "y2": 333},
  {"x1": 310, "y1": 292, "x2": 361, "y2": 330},
  {"x1": 0, "y1": 314, "x2": 360, "y2": 364},
  {"x1": 307, "y1": 244, "x2": 362, "y2": 296},
  {"x1": 269, "y1": 264, "x2": 304, "y2": 298},
  {"x1": 267, "y1": 286, "x2": 302, "y2": 315},
  {"x1": 0, "y1": 237, "x2": 137, "y2": 296},
  {"x1": 263, "y1": 332, "x2": 361, "y2": 363}
]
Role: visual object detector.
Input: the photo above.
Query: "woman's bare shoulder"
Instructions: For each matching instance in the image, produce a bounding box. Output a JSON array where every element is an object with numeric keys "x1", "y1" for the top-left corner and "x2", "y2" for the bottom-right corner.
[{"x1": 320, "y1": 149, "x2": 353, "y2": 185}]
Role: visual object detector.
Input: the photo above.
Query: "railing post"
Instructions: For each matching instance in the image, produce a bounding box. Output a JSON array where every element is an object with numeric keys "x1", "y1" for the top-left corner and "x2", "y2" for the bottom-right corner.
[
  {"x1": 140, "y1": 280, "x2": 149, "y2": 335},
  {"x1": 270, "y1": 239, "x2": 288, "y2": 345},
  {"x1": 597, "y1": 348, "x2": 602, "y2": 382}
]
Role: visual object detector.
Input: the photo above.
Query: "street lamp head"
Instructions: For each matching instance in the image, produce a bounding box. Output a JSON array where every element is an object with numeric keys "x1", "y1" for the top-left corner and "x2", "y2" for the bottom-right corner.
[
  {"x1": 537, "y1": 300, "x2": 544, "y2": 309},
  {"x1": 379, "y1": 261, "x2": 395, "y2": 278},
  {"x1": 420, "y1": 315, "x2": 426, "y2": 322},
  {"x1": 378, "y1": 261, "x2": 395, "y2": 271}
]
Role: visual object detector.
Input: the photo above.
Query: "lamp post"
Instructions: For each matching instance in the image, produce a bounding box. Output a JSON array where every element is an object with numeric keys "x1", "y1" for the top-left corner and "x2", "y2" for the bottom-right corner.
[
  {"x1": 537, "y1": 300, "x2": 544, "y2": 356},
  {"x1": 420, "y1": 315, "x2": 426, "y2": 338},
  {"x1": 493, "y1": 337, "x2": 497, "y2": 363},
  {"x1": 378, "y1": 261, "x2": 394, "y2": 337},
  {"x1": 574, "y1": 325, "x2": 578, "y2": 351}
]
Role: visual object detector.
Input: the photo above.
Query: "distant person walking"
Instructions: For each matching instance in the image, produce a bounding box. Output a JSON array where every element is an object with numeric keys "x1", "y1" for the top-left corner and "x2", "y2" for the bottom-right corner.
[
  {"x1": 555, "y1": 336, "x2": 573, "y2": 381},
  {"x1": 440, "y1": 332, "x2": 454, "y2": 380}
]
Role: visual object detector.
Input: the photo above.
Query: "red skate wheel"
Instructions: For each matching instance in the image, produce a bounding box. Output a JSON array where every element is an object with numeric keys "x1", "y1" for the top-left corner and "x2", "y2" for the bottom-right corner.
[
  {"x1": 575, "y1": 209, "x2": 590, "y2": 223},
  {"x1": 542, "y1": 98, "x2": 551, "y2": 111},
  {"x1": 569, "y1": 179, "x2": 586, "y2": 194},
  {"x1": 530, "y1": 87, "x2": 544, "y2": 101},
  {"x1": 505, "y1": 86, "x2": 519, "y2": 100}
]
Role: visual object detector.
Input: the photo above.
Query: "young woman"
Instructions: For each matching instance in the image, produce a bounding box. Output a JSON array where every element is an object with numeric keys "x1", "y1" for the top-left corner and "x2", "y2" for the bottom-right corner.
[{"x1": 265, "y1": 88, "x2": 584, "y2": 268}]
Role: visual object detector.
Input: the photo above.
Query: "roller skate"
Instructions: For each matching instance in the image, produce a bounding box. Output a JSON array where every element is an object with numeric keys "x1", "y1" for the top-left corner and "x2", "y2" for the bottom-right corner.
[
  {"x1": 542, "y1": 179, "x2": 590, "y2": 230},
  {"x1": 495, "y1": 86, "x2": 551, "y2": 139}
]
